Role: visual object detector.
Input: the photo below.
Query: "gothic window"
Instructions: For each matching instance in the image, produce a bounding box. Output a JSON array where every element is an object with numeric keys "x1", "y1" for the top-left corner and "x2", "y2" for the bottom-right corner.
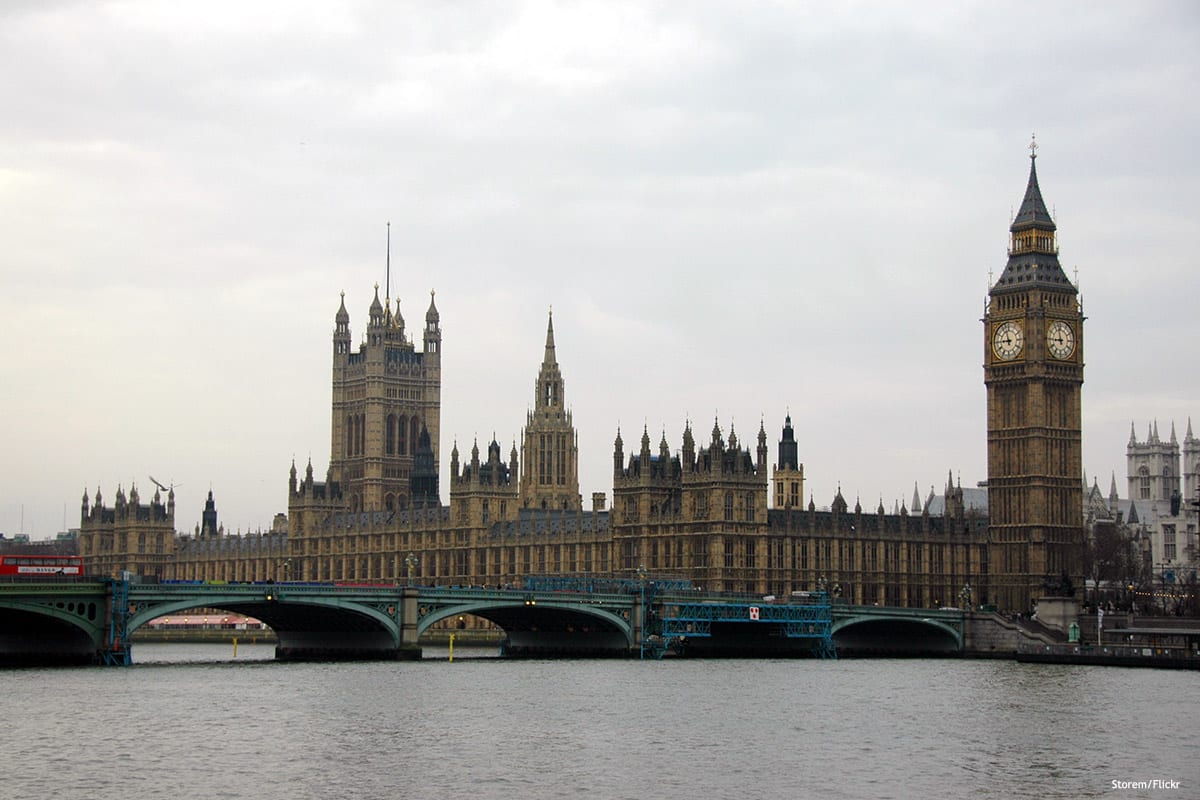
[
  {"x1": 385, "y1": 415, "x2": 395, "y2": 455},
  {"x1": 724, "y1": 492, "x2": 734, "y2": 522},
  {"x1": 744, "y1": 492, "x2": 756, "y2": 522},
  {"x1": 697, "y1": 494, "x2": 708, "y2": 519},
  {"x1": 397, "y1": 415, "x2": 408, "y2": 456},
  {"x1": 1163, "y1": 467, "x2": 1173, "y2": 501},
  {"x1": 1163, "y1": 525, "x2": 1176, "y2": 561},
  {"x1": 411, "y1": 417, "x2": 420, "y2": 456},
  {"x1": 1139, "y1": 467, "x2": 1151, "y2": 500}
]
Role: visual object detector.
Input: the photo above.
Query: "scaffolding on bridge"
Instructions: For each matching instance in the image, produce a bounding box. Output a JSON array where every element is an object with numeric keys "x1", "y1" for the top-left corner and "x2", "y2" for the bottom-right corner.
[
  {"x1": 100, "y1": 575, "x2": 132, "y2": 666},
  {"x1": 650, "y1": 591, "x2": 837, "y2": 659}
]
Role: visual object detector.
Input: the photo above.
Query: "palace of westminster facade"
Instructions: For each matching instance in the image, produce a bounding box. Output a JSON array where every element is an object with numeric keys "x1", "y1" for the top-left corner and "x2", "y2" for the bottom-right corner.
[{"x1": 77, "y1": 151, "x2": 1094, "y2": 613}]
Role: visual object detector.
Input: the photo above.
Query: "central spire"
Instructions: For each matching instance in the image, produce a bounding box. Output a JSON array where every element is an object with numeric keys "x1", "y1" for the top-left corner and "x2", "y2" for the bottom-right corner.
[
  {"x1": 543, "y1": 307, "x2": 557, "y2": 367},
  {"x1": 521, "y1": 308, "x2": 580, "y2": 511}
]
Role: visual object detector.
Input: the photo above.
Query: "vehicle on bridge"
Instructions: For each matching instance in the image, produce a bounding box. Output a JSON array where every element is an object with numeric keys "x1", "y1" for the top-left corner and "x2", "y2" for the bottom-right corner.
[{"x1": 0, "y1": 555, "x2": 83, "y2": 578}]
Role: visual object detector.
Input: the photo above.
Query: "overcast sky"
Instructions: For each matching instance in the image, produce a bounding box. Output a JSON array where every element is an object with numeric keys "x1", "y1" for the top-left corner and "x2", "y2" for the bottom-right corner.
[{"x1": 2, "y1": 1, "x2": 1197, "y2": 539}]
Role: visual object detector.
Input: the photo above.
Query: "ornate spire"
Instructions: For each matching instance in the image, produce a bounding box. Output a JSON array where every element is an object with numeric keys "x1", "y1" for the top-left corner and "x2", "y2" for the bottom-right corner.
[
  {"x1": 991, "y1": 138, "x2": 1073, "y2": 295},
  {"x1": 368, "y1": 283, "x2": 383, "y2": 327},
  {"x1": 543, "y1": 308, "x2": 556, "y2": 367},
  {"x1": 1011, "y1": 134, "x2": 1056, "y2": 233},
  {"x1": 392, "y1": 297, "x2": 405, "y2": 331},
  {"x1": 426, "y1": 289, "x2": 439, "y2": 324}
]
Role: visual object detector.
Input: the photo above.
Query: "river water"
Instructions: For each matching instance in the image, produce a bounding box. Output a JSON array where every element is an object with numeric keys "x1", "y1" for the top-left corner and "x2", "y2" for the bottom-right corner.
[{"x1": 4, "y1": 644, "x2": 1196, "y2": 800}]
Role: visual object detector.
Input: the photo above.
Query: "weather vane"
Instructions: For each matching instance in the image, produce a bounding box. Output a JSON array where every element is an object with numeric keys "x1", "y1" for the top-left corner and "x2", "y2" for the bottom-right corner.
[{"x1": 1029, "y1": 133, "x2": 1038, "y2": 159}]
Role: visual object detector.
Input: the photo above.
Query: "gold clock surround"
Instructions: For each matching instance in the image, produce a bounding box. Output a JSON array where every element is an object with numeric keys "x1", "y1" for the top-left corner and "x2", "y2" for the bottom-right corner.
[
  {"x1": 992, "y1": 320, "x2": 1024, "y2": 361},
  {"x1": 1046, "y1": 319, "x2": 1075, "y2": 359}
]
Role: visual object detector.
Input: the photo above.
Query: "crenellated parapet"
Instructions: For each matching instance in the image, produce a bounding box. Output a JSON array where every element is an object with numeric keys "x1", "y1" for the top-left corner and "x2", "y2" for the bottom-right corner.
[
  {"x1": 78, "y1": 483, "x2": 176, "y2": 579},
  {"x1": 448, "y1": 437, "x2": 519, "y2": 528}
]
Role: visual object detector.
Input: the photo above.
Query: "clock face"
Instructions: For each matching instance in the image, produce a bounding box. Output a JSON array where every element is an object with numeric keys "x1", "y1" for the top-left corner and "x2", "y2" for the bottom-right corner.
[
  {"x1": 1046, "y1": 320, "x2": 1075, "y2": 359},
  {"x1": 992, "y1": 321, "x2": 1023, "y2": 361}
]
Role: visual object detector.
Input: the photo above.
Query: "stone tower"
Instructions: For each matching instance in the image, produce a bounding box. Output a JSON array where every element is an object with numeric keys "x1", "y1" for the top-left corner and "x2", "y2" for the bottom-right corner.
[
  {"x1": 1185, "y1": 420, "x2": 1200, "y2": 507},
  {"x1": 983, "y1": 140, "x2": 1085, "y2": 613},
  {"x1": 1126, "y1": 421, "x2": 1181, "y2": 503},
  {"x1": 519, "y1": 311, "x2": 581, "y2": 510},
  {"x1": 328, "y1": 286, "x2": 442, "y2": 512},
  {"x1": 772, "y1": 414, "x2": 805, "y2": 510}
]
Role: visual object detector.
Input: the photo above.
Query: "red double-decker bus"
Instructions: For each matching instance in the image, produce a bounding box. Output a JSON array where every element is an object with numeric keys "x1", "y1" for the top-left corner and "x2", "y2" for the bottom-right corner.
[{"x1": 0, "y1": 555, "x2": 84, "y2": 577}]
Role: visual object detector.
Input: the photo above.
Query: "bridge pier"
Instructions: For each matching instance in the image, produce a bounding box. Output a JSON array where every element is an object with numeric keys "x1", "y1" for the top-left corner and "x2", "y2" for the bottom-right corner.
[{"x1": 400, "y1": 587, "x2": 420, "y2": 650}]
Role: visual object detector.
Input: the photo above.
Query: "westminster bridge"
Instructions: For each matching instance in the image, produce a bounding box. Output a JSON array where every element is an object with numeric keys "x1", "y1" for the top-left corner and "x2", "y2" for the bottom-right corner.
[{"x1": 0, "y1": 577, "x2": 969, "y2": 665}]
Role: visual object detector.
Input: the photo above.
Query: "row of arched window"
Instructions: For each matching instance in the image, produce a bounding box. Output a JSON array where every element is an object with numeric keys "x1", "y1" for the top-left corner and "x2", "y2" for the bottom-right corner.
[
  {"x1": 385, "y1": 414, "x2": 422, "y2": 456},
  {"x1": 344, "y1": 413, "x2": 423, "y2": 457}
]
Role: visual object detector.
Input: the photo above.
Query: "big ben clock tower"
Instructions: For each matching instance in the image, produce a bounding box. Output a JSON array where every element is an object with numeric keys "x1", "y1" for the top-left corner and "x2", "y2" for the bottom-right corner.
[{"x1": 984, "y1": 138, "x2": 1085, "y2": 613}]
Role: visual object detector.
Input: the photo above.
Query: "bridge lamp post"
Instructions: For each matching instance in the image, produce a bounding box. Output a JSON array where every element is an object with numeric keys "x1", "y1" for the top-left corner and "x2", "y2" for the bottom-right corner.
[
  {"x1": 405, "y1": 553, "x2": 419, "y2": 586},
  {"x1": 959, "y1": 583, "x2": 973, "y2": 611}
]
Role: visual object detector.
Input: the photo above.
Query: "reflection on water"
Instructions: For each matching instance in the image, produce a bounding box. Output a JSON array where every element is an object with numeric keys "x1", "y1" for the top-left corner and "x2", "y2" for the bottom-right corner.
[{"x1": 5, "y1": 651, "x2": 1197, "y2": 800}]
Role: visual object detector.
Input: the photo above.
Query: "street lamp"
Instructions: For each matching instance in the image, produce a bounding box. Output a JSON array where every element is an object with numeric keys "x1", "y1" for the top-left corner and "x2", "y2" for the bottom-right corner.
[{"x1": 405, "y1": 552, "x2": 419, "y2": 585}]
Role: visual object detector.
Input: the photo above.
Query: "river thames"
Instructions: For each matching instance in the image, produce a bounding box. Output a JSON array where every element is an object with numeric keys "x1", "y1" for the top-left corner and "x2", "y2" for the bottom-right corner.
[{"x1": 4, "y1": 644, "x2": 1196, "y2": 800}]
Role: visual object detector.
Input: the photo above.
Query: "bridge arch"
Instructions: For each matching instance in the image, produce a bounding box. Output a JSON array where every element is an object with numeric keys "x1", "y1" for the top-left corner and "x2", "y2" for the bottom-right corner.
[
  {"x1": 417, "y1": 599, "x2": 633, "y2": 644},
  {"x1": 0, "y1": 598, "x2": 104, "y2": 664},
  {"x1": 126, "y1": 594, "x2": 397, "y2": 637},
  {"x1": 832, "y1": 615, "x2": 962, "y2": 655}
]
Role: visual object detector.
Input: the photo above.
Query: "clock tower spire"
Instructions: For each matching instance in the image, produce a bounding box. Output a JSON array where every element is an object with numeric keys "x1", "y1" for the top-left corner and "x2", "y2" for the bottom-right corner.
[{"x1": 983, "y1": 138, "x2": 1085, "y2": 613}]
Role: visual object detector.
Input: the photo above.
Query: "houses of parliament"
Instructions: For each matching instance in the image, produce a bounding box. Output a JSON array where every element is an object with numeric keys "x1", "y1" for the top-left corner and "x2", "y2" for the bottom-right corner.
[{"x1": 76, "y1": 148, "x2": 1086, "y2": 614}]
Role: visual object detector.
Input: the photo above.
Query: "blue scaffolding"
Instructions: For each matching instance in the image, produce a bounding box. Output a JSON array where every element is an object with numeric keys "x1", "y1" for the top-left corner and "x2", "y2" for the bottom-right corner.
[
  {"x1": 652, "y1": 592, "x2": 837, "y2": 659},
  {"x1": 100, "y1": 576, "x2": 132, "y2": 666}
]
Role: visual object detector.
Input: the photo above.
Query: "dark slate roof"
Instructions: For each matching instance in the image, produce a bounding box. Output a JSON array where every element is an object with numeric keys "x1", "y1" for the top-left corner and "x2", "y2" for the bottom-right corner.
[
  {"x1": 1011, "y1": 156, "x2": 1056, "y2": 232},
  {"x1": 992, "y1": 156, "x2": 1075, "y2": 295},
  {"x1": 992, "y1": 250, "x2": 1076, "y2": 293}
]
